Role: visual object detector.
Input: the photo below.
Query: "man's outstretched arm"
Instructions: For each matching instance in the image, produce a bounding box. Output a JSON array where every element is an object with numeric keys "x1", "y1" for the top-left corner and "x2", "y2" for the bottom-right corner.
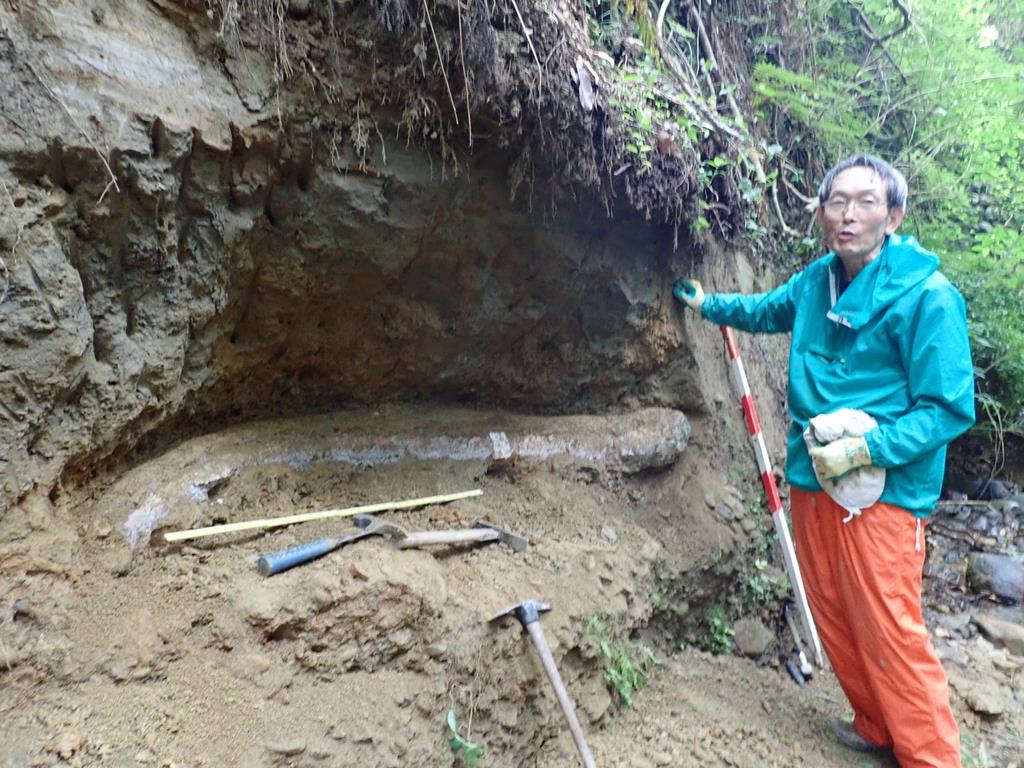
[{"x1": 674, "y1": 271, "x2": 803, "y2": 335}]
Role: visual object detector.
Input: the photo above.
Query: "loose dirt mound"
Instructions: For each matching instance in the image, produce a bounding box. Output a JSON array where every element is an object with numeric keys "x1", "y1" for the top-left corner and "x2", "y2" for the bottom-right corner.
[{"x1": 3, "y1": 406, "x2": 1020, "y2": 767}]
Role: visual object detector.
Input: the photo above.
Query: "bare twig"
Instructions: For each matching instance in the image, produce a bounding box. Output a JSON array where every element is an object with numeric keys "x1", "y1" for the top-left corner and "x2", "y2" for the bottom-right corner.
[
  {"x1": 456, "y1": 0, "x2": 473, "y2": 146},
  {"x1": 508, "y1": 0, "x2": 543, "y2": 74},
  {"x1": 27, "y1": 62, "x2": 120, "y2": 202},
  {"x1": 422, "y1": 0, "x2": 460, "y2": 124},
  {"x1": 852, "y1": 0, "x2": 911, "y2": 45},
  {"x1": 871, "y1": 73, "x2": 1016, "y2": 133},
  {"x1": 780, "y1": 167, "x2": 819, "y2": 211},
  {"x1": 979, "y1": 389, "x2": 1006, "y2": 490},
  {"x1": 373, "y1": 121, "x2": 387, "y2": 165},
  {"x1": 687, "y1": 1, "x2": 746, "y2": 131},
  {"x1": 652, "y1": 35, "x2": 743, "y2": 141},
  {"x1": 655, "y1": 0, "x2": 672, "y2": 39},
  {"x1": 771, "y1": 180, "x2": 799, "y2": 237}
]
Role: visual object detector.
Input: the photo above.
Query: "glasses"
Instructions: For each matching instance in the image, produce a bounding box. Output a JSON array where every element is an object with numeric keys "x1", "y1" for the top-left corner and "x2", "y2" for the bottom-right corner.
[{"x1": 823, "y1": 196, "x2": 887, "y2": 215}]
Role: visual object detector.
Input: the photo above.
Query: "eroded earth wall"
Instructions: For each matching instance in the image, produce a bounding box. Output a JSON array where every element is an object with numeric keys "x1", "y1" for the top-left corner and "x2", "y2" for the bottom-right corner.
[{"x1": 0, "y1": 1, "x2": 788, "y2": 511}]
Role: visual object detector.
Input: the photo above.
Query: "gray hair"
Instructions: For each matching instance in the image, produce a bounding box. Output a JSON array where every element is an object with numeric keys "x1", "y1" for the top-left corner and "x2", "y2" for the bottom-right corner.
[{"x1": 818, "y1": 154, "x2": 909, "y2": 211}]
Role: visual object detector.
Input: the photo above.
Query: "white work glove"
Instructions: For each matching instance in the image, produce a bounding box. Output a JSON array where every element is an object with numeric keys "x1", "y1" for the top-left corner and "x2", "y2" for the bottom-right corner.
[
  {"x1": 672, "y1": 278, "x2": 705, "y2": 311},
  {"x1": 808, "y1": 436, "x2": 872, "y2": 480}
]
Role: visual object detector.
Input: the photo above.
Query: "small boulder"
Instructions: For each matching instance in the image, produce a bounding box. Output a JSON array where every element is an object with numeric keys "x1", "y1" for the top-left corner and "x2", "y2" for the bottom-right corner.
[
  {"x1": 961, "y1": 678, "x2": 1007, "y2": 717},
  {"x1": 733, "y1": 618, "x2": 774, "y2": 658},
  {"x1": 579, "y1": 674, "x2": 612, "y2": 724},
  {"x1": 967, "y1": 552, "x2": 1024, "y2": 603},
  {"x1": 974, "y1": 613, "x2": 1024, "y2": 656},
  {"x1": 981, "y1": 479, "x2": 1010, "y2": 500}
]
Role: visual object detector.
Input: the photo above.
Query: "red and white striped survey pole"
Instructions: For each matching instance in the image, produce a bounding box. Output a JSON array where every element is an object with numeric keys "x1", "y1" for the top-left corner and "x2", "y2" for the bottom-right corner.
[{"x1": 721, "y1": 326, "x2": 824, "y2": 668}]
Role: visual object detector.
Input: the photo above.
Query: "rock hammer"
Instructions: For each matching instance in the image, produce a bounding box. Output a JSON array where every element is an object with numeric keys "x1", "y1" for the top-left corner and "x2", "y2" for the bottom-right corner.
[
  {"x1": 490, "y1": 600, "x2": 597, "y2": 768},
  {"x1": 256, "y1": 515, "x2": 396, "y2": 576}
]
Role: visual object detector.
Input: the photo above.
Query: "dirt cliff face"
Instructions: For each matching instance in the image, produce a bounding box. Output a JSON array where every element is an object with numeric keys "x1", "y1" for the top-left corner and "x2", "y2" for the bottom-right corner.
[{"x1": 0, "y1": 0, "x2": 775, "y2": 512}]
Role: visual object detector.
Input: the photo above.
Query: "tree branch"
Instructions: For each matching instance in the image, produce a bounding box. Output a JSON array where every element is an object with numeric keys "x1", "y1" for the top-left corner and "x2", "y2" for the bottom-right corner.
[{"x1": 851, "y1": 0, "x2": 911, "y2": 45}]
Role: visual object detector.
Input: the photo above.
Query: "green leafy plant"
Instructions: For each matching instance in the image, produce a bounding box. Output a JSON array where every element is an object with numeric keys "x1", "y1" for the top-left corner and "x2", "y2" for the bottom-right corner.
[
  {"x1": 447, "y1": 709, "x2": 483, "y2": 767},
  {"x1": 585, "y1": 614, "x2": 660, "y2": 707},
  {"x1": 961, "y1": 733, "x2": 997, "y2": 768},
  {"x1": 749, "y1": 0, "x2": 1024, "y2": 440},
  {"x1": 703, "y1": 603, "x2": 734, "y2": 655},
  {"x1": 737, "y1": 557, "x2": 788, "y2": 610},
  {"x1": 649, "y1": 560, "x2": 673, "y2": 609}
]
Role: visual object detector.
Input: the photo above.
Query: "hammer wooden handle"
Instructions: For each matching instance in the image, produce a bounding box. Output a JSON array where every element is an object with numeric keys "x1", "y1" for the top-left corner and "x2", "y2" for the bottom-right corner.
[
  {"x1": 393, "y1": 529, "x2": 499, "y2": 549},
  {"x1": 526, "y1": 620, "x2": 598, "y2": 768}
]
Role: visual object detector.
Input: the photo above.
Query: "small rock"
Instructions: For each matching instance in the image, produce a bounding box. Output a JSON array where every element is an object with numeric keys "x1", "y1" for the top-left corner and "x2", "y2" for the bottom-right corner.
[
  {"x1": 937, "y1": 645, "x2": 970, "y2": 669},
  {"x1": 713, "y1": 505, "x2": 733, "y2": 522},
  {"x1": 493, "y1": 701, "x2": 518, "y2": 729},
  {"x1": 733, "y1": 618, "x2": 774, "y2": 657},
  {"x1": 600, "y1": 526, "x2": 618, "y2": 543},
  {"x1": 970, "y1": 515, "x2": 991, "y2": 533},
  {"x1": 639, "y1": 541, "x2": 660, "y2": 563},
  {"x1": 234, "y1": 652, "x2": 272, "y2": 678},
  {"x1": 265, "y1": 738, "x2": 306, "y2": 756},
  {"x1": 54, "y1": 730, "x2": 85, "y2": 759},
  {"x1": 310, "y1": 587, "x2": 335, "y2": 612},
  {"x1": 424, "y1": 643, "x2": 446, "y2": 659},
  {"x1": 653, "y1": 751, "x2": 672, "y2": 766},
  {"x1": 974, "y1": 613, "x2": 1024, "y2": 656},
  {"x1": 704, "y1": 492, "x2": 716, "y2": 509},
  {"x1": 692, "y1": 745, "x2": 715, "y2": 761},
  {"x1": 109, "y1": 663, "x2": 132, "y2": 682},
  {"x1": 960, "y1": 678, "x2": 1006, "y2": 716},
  {"x1": 11, "y1": 599, "x2": 32, "y2": 620},
  {"x1": 579, "y1": 674, "x2": 612, "y2": 724},
  {"x1": 102, "y1": 547, "x2": 133, "y2": 577},
  {"x1": 350, "y1": 562, "x2": 370, "y2": 581},
  {"x1": 740, "y1": 517, "x2": 758, "y2": 534}
]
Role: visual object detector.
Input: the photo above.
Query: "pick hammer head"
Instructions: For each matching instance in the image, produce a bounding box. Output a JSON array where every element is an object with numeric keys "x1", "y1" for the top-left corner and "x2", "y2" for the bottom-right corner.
[
  {"x1": 489, "y1": 599, "x2": 551, "y2": 627},
  {"x1": 352, "y1": 515, "x2": 406, "y2": 538},
  {"x1": 473, "y1": 520, "x2": 528, "y2": 553}
]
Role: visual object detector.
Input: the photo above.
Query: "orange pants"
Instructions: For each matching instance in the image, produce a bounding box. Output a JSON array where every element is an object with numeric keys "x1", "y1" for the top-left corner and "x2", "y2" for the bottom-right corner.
[{"x1": 791, "y1": 489, "x2": 961, "y2": 768}]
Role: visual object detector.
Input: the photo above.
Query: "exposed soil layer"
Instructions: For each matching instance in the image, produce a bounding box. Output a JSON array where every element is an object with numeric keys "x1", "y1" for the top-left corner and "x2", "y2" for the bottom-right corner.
[{"x1": 3, "y1": 407, "x2": 1022, "y2": 767}]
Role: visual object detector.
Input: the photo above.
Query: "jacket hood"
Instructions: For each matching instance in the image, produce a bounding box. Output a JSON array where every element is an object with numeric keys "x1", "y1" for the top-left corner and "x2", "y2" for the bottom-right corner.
[{"x1": 825, "y1": 234, "x2": 939, "y2": 330}]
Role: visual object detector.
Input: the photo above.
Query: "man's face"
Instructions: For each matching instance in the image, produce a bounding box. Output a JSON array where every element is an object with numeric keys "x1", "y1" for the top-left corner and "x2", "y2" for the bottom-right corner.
[{"x1": 816, "y1": 166, "x2": 905, "y2": 264}]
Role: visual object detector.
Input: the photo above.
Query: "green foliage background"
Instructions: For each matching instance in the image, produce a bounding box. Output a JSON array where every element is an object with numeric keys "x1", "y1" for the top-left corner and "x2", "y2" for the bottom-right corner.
[
  {"x1": 583, "y1": 0, "x2": 1024, "y2": 441},
  {"x1": 753, "y1": 0, "x2": 1024, "y2": 436}
]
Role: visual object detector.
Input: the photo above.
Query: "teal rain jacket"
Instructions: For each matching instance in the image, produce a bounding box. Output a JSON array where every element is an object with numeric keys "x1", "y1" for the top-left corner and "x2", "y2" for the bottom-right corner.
[{"x1": 701, "y1": 235, "x2": 975, "y2": 517}]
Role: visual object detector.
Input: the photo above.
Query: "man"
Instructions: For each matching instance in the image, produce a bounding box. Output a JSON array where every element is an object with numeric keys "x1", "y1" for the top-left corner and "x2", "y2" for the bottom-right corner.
[{"x1": 675, "y1": 155, "x2": 975, "y2": 768}]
